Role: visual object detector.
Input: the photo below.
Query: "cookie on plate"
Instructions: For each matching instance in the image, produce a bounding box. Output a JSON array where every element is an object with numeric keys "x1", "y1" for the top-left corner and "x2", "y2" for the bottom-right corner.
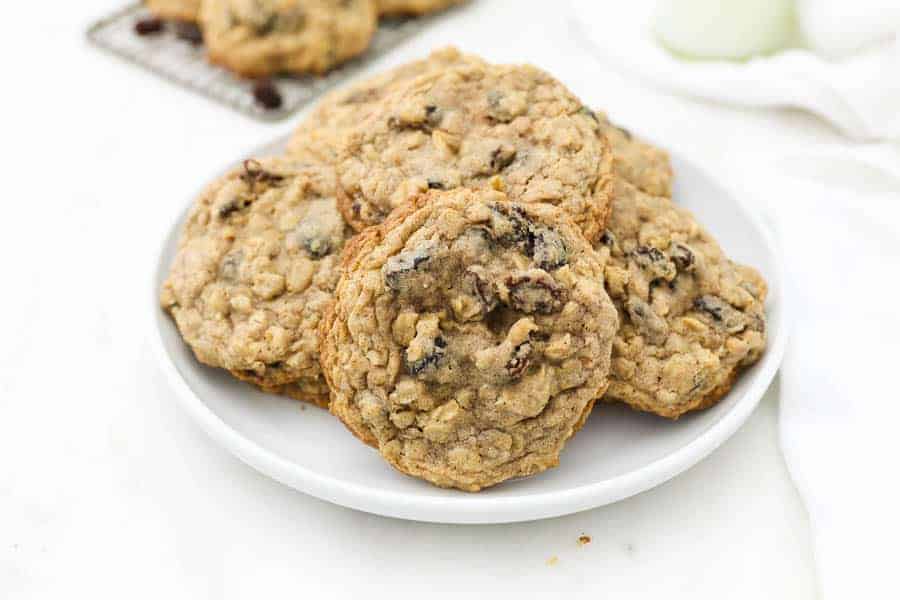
[
  {"x1": 201, "y1": 0, "x2": 377, "y2": 77},
  {"x1": 376, "y1": 0, "x2": 465, "y2": 16},
  {"x1": 145, "y1": 0, "x2": 201, "y2": 22},
  {"x1": 595, "y1": 180, "x2": 767, "y2": 419},
  {"x1": 286, "y1": 47, "x2": 472, "y2": 164},
  {"x1": 335, "y1": 53, "x2": 616, "y2": 241},
  {"x1": 319, "y1": 188, "x2": 619, "y2": 491},
  {"x1": 160, "y1": 158, "x2": 352, "y2": 407},
  {"x1": 593, "y1": 110, "x2": 673, "y2": 198}
]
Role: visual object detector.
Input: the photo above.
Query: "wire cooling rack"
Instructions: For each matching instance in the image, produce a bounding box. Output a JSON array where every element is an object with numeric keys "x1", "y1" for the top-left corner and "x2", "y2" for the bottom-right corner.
[{"x1": 87, "y1": 3, "x2": 437, "y2": 122}]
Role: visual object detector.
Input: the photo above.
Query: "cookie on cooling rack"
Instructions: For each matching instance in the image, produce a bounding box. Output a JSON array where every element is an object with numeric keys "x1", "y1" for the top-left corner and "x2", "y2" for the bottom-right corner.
[
  {"x1": 201, "y1": 0, "x2": 378, "y2": 77},
  {"x1": 145, "y1": 0, "x2": 201, "y2": 22},
  {"x1": 376, "y1": 0, "x2": 466, "y2": 16}
]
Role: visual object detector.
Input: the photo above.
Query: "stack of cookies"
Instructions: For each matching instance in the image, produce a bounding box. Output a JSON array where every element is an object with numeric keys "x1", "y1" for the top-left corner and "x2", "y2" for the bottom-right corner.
[
  {"x1": 142, "y1": 0, "x2": 466, "y2": 77},
  {"x1": 161, "y1": 47, "x2": 768, "y2": 491}
]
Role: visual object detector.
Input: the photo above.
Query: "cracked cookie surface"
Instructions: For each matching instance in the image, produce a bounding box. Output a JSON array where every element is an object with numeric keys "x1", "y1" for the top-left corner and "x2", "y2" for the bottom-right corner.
[
  {"x1": 593, "y1": 110, "x2": 673, "y2": 197},
  {"x1": 286, "y1": 47, "x2": 471, "y2": 165},
  {"x1": 319, "y1": 188, "x2": 619, "y2": 491},
  {"x1": 335, "y1": 54, "x2": 615, "y2": 241},
  {"x1": 145, "y1": 0, "x2": 201, "y2": 21},
  {"x1": 595, "y1": 180, "x2": 767, "y2": 418},
  {"x1": 376, "y1": 0, "x2": 465, "y2": 15},
  {"x1": 201, "y1": 0, "x2": 377, "y2": 77},
  {"x1": 160, "y1": 157, "x2": 352, "y2": 407}
]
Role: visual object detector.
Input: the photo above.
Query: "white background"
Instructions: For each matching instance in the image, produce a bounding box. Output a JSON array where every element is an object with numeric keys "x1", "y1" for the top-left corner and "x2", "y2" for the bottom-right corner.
[{"x1": 0, "y1": 1, "x2": 831, "y2": 597}]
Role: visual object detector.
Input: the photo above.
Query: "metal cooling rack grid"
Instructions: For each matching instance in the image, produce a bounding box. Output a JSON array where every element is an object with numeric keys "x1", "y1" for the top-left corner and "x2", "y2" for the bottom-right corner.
[{"x1": 87, "y1": 3, "x2": 436, "y2": 122}]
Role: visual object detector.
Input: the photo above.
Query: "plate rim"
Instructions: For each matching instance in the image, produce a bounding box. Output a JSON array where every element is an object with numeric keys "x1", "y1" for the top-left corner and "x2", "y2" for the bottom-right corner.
[{"x1": 148, "y1": 144, "x2": 789, "y2": 524}]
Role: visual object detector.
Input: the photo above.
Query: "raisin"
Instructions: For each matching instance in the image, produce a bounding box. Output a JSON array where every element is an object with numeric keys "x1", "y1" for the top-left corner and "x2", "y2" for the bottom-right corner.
[
  {"x1": 625, "y1": 297, "x2": 668, "y2": 344},
  {"x1": 505, "y1": 342, "x2": 532, "y2": 378},
  {"x1": 505, "y1": 271, "x2": 566, "y2": 314},
  {"x1": 174, "y1": 21, "x2": 203, "y2": 45},
  {"x1": 669, "y1": 243, "x2": 695, "y2": 271},
  {"x1": 383, "y1": 244, "x2": 433, "y2": 292},
  {"x1": 693, "y1": 296, "x2": 747, "y2": 333},
  {"x1": 489, "y1": 203, "x2": 532, "y2": 246},
  {"x1": 218, "y1": 196, "x2": 250, "y2": 219},
  {"x1": 135, "y1": 17, "x2": 164, "y2": 35},
  {"x1": 404, "y1": 336, "x2": 446, "y2": 376},
  {"x1": 240, "y1": 159, "x2": 284, "y2": 186},
  {"x1": 632, "y1": 246, "x2": 676, "y2": 282},
  {"x1": 219, "y1": 161, "x2": 282, "y2": 217},
  {"x1": 597, "y1": 230, "x2": 616, "y2": 248},
  {"x1": 531, "y1": 227, "x2": 568, "y2": 271},
  {"x1": 253, "y1": 79, "x2": 283, "y2": 110},
  {"x1": 463, "y1": 267, "x2": 498, "y2": 315},
  {"x1": 427, "y1": 179, "x2": 445, "y2": 190},
  {"x1": 388, "y1": 104, "x2": 442, "y2": 132},
  {"x1": 634, "y1": 246, "x2": 666, "y2": 264},
  {"x1": 489, "y1": 144, "x2": 517, "y2": 172}
]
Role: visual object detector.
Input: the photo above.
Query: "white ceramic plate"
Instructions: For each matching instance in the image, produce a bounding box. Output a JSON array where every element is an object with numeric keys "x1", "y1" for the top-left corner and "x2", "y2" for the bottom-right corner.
[{"x1": 150, "y1": 139, "x2": 787, "y2": 524}]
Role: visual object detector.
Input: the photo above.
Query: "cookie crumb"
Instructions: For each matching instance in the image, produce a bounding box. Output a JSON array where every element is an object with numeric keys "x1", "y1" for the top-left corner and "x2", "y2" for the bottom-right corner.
[
  {"x1": 546, "y1": 556, "x2": 559, "y2": 566},
  {"x1": 578, "y1": 535, "x2": 591, "y2": 546}
]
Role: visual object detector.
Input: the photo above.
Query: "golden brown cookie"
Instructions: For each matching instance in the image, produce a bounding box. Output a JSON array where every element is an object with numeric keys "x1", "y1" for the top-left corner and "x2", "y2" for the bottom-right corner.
[
  {"x1": 243, "y1": 379, "x2": 332, "y2": 408},
  {"x1": 145, "y1": 0, "x2": 201, "y2": 22},
  {"x1": 160, "y1": 158, "x2": 352, "y2": 406},
  {"x1": 595, "y1": 180, "x2": 767, "y2": 418},
  {"x1": 286, "y1": 47, "x2": 472, "y2": 164},
  {"x1": 593, "y1": 110, "x2": 674, "y2": 197},
  {"x1": 334, "y1": 52, "x2": 616, "y2": 241},
  {"x1": 319, "y1": 188, "x2": 619, "y2": 490},
  {"x1": 377, "y1": 0, "x2": 465, "y2": 16},
  {"x1": 201, "y1": 0, "x2": 377, "y2": 77}
]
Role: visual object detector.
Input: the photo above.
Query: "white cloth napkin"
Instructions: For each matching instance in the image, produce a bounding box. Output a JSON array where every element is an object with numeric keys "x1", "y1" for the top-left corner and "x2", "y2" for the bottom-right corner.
[
  {"x1": 569, "y1": 0, "x2": 900, "y2": 140},
  {"x1": 728, "y1": 149, "x2": 900, "y2": 599},
  {"x1": 797, "y1": 0, "x2": 900, "y2": 57}
]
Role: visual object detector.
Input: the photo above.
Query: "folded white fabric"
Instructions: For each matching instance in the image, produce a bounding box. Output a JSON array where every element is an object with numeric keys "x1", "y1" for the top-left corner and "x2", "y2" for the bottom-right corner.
[
  {"x1": 734, "y1": 150, "x2": 900, "y2": 599},
  {"x1": 798, "y1": 0, "x2": 900, "y2": 57},
  {"x1": 569, "y1": 0, "x2": 900, "y2": 140}
]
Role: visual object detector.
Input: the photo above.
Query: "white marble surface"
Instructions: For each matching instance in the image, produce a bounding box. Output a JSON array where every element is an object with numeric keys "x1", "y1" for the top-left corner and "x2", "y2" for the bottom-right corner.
[{"x1": 0, "y1": 0, "x2": 828, "y2": 597}]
